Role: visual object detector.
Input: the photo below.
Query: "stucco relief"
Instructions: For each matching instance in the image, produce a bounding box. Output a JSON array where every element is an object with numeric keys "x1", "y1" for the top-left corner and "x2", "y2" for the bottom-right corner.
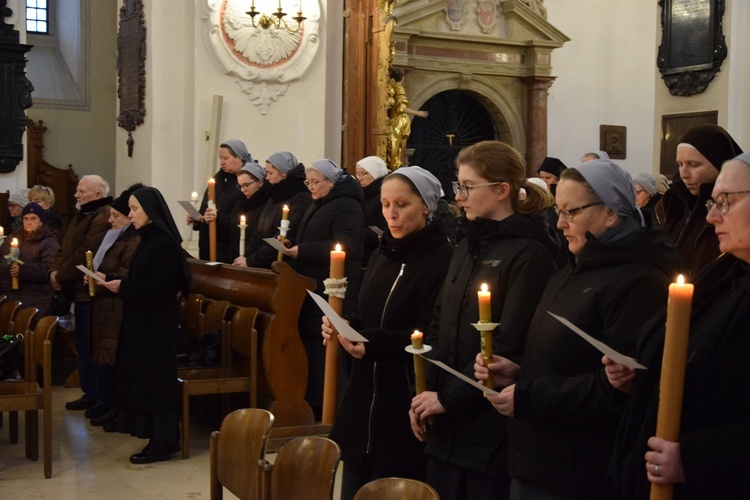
[{"x1": 205, "y1": 0, "x2": 320, "y2": 114}]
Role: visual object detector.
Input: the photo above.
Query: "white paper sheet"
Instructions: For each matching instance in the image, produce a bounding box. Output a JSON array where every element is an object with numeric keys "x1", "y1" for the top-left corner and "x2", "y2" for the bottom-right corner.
[
  {"x1": 369, "y1": 225, "x2": 384, "y2": 237},
  {"x1": 547, "y1": 311, "x2": 647, "y2": 370},
  {"x1": 263, "y1": 237, "x2": 288, "y2": 253},
  {"x1": 421, "y1": 357, "x2": 499, "y2": 395},
  {"x1": 177, "y1": 201, "x2": 202, "y2": 220},
  {"x1": 306, "y1": 290, "x2": 369, "y2": 343},
  {"x1": 76, "y1": 265, "x2": 105, "y2": 282}
]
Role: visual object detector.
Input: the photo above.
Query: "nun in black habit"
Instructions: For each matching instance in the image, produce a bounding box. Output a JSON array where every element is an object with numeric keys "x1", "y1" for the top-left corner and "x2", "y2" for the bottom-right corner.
[{"x1": 100, "y1": 187, "x2": 191, "y2": 464}]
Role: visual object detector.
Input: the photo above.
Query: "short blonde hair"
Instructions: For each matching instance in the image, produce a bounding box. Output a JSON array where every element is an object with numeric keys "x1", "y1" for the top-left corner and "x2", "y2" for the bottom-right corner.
[{"x1": 28, "y1": 185, "x2": 56, "y2": 207}]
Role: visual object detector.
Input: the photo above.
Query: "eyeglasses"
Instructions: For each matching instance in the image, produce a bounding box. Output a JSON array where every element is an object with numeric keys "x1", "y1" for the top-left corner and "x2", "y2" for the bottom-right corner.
[
  {"x1": 705, "y1": 190, "x2": 750, "y2": 215},
  {"x1": 451, "y1": 181, "x2": 505, "y2": 198},
  {"x1": 554, "y1": 201, "x2": 604, "y2": 221},
  {"x1": 236, "y1": 180, "x2": 259, "y2": 191},
  {"x1": 304, "y1": 179, "x2": 329, "y2": 188},
  {"x1": 356, "y1": 171, "x2": 371, "y2": 180}
]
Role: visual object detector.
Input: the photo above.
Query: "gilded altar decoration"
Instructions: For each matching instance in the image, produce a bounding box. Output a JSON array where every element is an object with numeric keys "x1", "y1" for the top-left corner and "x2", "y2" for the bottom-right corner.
[
  {"x1": 385, "y1": 69, "x2": 428, "y2": 170},
  {"x1": 205, "y1": 0, "x2": 321, "y2": 114}
]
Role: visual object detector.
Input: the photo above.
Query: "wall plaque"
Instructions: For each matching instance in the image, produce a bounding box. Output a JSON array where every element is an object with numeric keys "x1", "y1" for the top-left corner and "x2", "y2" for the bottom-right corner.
[
  {"x1": 599, "y1": 125, "x2": 626, "y2": 160},
  {"x1": 117, "y1": 0, "x2": 146, "y2": 157},
  {"x1": 657, "y1": 0, "x2": 726, "y2": 96}
]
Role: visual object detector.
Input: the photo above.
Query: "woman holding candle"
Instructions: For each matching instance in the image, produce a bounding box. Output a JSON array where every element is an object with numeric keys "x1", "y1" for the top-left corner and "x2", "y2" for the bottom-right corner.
[
  {"x1": 322, "y1": 166, "x2": 453, "y2": 499},
  {"x1": 606, "y1": 152, "x2": 750, "y2": 499},
  {"x1": 99, "y1": 187, "x2": 191, "y2": 463},
  {"x1": 229, "y1": 161, "x2": 268, "y2": 266},
  {"x1": 657, "y1": 124, "x2": 742, "y2": 277},
  {"x1": 0, "y1": 202, "x2": 59, "y2": 311},
  {"x1": 279, "y1": 158, "x2": 363, "y2": 415},
  {"x1": 189, "y1": 139, "x2": 248, "y2": 263},
  {"x1": 474, "y1": 159, "x2": 679, "y2": 500},
  {"x1": 409, "y1": 141, "x2": 561, "y2": 499},
  {"x1": 241, "y1": 151, "x2": 312, "y2": 268}
]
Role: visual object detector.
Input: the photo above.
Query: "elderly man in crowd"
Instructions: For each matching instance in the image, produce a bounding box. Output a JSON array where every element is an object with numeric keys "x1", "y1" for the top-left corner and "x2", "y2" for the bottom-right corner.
[{"x1": 49, "y1": 175, "x2": 113, "y2": 415}]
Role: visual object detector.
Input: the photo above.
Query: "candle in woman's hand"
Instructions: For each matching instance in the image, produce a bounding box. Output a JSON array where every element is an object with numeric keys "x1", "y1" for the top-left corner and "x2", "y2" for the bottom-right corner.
[
  {"x1": 239, "y1": 215, "x2": 247, "y2": 257},
  {"x1": 10, "y1": 238, "x2": 18, "y2": 290},
  {"x1": 282, "y1": 204, "x2": 290, "y2": 221},
  {"x1": 411, "y1": 330, "x2": 426, "y2": 394},
  {"x1": 207, "y1": 178, "x2": 216, "y2": 202},
  {"x1": 10, "y1": 238, "x2": 17, "y2": 249},
  {"x1": 330, "y1": 244, "x2": 346, "y2": 279},
  {"x1": 0, "y1": 226, "x2": 4, "y2": 236},
  {"x1": 478, "y1": 283, "x2": 491, "y2": 322}
]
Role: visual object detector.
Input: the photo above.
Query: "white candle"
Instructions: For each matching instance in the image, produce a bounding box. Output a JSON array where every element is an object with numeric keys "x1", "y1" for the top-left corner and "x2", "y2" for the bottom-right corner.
[
  {"x1": 239, "y1": 215, "x2": 247, "y2": 257},
  {"x1": 190, "y1": 191, "x2": 199, "y2": 202}
]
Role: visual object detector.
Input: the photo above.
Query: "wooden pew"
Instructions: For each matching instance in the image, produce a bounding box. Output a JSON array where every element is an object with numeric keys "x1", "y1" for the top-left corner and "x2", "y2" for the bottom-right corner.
[{"x1": 187, "y1": 259, "x2": 321, "y2": 442}]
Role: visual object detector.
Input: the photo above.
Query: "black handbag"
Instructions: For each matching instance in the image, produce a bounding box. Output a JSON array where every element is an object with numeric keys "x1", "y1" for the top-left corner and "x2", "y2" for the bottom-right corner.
[
  {"x1": 46, "y1": 284, "x2": 74, "y2": 317},
  {"x1": 0, "y1": 333, "x2": 24, "y2": 380}
]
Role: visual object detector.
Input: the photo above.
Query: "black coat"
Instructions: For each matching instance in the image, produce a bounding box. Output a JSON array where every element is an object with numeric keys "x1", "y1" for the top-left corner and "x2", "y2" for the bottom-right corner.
[
  {"x1": 508, "y1": 223, "x2": 679, "y2": 500},
  {"x1": 610, "y1": 255, "x2": 750, "y2": 500},
  {"x1": 291, "y1": 175, "x2": 364, "y2": 308},
  {"x1": 424, "y1": 214, "x2": 560, "y2": 481},
  {"x1": 115, "y1": 224, "x2": 185, "y2": 413},
  {"x1": 194, "y1": 169, "x2": 245, "y2": 263},
  {"x1": 245, "y1": 172, "x2": 312, "y2": 269},
  {"x1": 330, "y1": 221, "x2": 453, "y2": 475},
  {"x1": 361, "y1": 177, "x2": 387, "y2": 266},
  {"x1": 658, "y1": 181, "x2": 719, "y2": 278}
]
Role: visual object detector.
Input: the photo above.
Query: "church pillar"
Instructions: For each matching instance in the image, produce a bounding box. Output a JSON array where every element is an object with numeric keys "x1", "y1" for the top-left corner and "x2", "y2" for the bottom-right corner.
[{"x1": 521, "y1": 76, "x2": 555, "y2": 177}]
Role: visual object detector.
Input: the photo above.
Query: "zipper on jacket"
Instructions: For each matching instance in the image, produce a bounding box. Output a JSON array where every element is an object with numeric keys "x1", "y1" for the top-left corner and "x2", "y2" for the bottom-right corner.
[{"x1": 366, "y1": 263, "x2": 406, "y2": 454}]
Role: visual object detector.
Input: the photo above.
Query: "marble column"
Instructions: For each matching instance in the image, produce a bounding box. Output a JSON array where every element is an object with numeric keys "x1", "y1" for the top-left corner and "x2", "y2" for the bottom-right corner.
[{"x1": 521, "y1": 76, "x2": 556, "y2": 177}]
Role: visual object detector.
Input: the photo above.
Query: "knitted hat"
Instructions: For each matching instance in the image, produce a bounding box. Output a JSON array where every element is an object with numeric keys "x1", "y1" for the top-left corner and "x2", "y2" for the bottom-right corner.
[
  {"x1": 240, "y1": 161, "x2": 267, "y2": 181},
  {"x1": 21, "y1": 201, "x2": 46, "y2": 224},
  {"x1": 9, "y1": 188, "x2": 29, "y2": 208},
  {"x1": 356, "y1": 156, "x2": 389, "y2": 180},
  {"x1": 267, "y1": 151, "x2": 300, "y2": 174},
  {"x1": 311, "y1": 159, "x2": 345, "y2": 183},
  {"x1": 111, "y1": 183, "x2": 146, "y2": 216},
  {"x1": 677, "y1": 124, "x2": 743, "y2": 171},
  {"x1": 634, "y1": 173, "x2": 657, "y2": 197},
  {"x1": 390, "y1": 166, "x2": 442, "y2": 213},
  {"x1": 653, "y1": 173, "x2": 670, "y2": 194},
  {"x1": 537, "y1": 157, "x2": 567, "y2": 178}
]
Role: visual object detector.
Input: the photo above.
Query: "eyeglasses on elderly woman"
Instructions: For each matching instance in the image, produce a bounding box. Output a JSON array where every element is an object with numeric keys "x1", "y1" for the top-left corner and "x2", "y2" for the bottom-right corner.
[{"x1": 705, "y1": 190, "x2": 750, "y2": 215}]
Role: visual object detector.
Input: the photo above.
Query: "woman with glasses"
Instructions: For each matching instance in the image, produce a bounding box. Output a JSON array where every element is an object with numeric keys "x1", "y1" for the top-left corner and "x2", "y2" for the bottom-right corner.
[
  {"x1": 188, "y1": 139, "x2": 248, "y2": 263},
  {"x1": 605, "y1": 152, "x2": 750, "y2": 500},
  {"x1": 409, "y1": 141, "x2": 561, "y2": 499},
  {"x1": 229, "y1": 162, "x2": 268, "y2": 266},
  {"x1": 355, "y1": 156, "x2": 389, "y2": 266},
  {"x1": 278, "y1": 159, "x2": 363, "y2": 416},
  {"x1": 633, "y1": 173, "x2": 663, "y2": 228},
  {"x1": 240, "y1": 151, "x2": 312, "y2": 269},
  {"x1": 657, "y1": 124, "x2": 742, "y2": 277},
  {"x1": 475, "y1": 159, "x2": 678, "y2": 500}
]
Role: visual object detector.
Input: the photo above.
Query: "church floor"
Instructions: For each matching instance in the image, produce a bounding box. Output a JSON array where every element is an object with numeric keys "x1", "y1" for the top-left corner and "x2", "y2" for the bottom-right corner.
[{"x1": 0, "y1": 386, "x2": 343, "y2": 499}]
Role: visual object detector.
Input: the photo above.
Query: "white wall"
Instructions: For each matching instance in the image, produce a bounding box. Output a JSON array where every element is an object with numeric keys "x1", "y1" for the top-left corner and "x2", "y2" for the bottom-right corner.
[{"x1": 544, "y1": 0, "x2": 658, "y2": 175}]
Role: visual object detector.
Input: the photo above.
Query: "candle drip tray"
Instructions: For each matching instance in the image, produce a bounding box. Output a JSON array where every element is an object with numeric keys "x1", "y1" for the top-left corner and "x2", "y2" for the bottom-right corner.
[
  {"x1": 471, "y1": 322, "x2": 500, "y2": 331},
  {"x1": 405, "y1": 344, "x2": 433, "y2": 355}
]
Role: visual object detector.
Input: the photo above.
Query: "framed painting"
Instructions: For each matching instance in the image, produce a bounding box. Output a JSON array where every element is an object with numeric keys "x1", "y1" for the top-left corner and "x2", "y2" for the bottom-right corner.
[{"x1": 659, "y1": 110, "x2": 718, "y2": 177}]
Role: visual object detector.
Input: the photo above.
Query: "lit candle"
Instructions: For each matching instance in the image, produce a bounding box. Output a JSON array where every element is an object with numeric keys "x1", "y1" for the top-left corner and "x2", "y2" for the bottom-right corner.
[
  {"x1": 651, "y1": 275, "x2": 693, "y2": 500},
  {"x1": 10, "y1": 238, "x2": 18, "y2": 290},
  {"x1": 478, "y1": 283, "x2": 491, "y2": 322},
  {"x1": 330, "y1": 244, "x2": 345, "y2": 279},
  {"x1": 239, "y1": 215, "x2": 247, "y2": 257},
  {"x1": 190, "y1": 191, "x2": 199, "y2": 203},
  {"x1": 277, "y1": 205, "x2": 291, "y2": 262},
  {"x1": 411, "y1": 330, "x2": 426, "y2": 395},
  {"x1": 207, "y1": 178, "x2": 217, "y2": 262},
  {"x1": 0, "y1": 226, "x2": 4, "y2": 236},
  {"x1": 282, "y1": 204, "x2": 290, "y2": 221},
  {"x1": 322, "y1": 243, "x2": 347, "y2": 425}
]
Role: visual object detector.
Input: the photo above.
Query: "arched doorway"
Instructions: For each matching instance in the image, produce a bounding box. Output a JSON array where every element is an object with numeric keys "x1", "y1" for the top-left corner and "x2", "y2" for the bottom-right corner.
[{"x1": 407, "y1": 90, "x2": 498, "y2": 196}]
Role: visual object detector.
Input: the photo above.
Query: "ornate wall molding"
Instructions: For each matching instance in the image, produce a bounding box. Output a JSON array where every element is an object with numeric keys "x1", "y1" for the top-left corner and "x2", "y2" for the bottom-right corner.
[{"x1": 205, "y1": 0, "x2": 320, "y2": 114}]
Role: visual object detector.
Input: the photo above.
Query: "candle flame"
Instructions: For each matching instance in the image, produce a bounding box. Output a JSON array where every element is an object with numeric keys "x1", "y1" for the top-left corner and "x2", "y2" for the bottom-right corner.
[
  {"x1": 411, "y1": 330, "x2": 423, "y2": 339},
  {"x1": 283, "y1": 205, "x2": 289, "y2": 211},
  {"x1": 335, "y1": 243, "x2": 342, "y2": 252},
  {"x1": 11, "y1": 238, "x2": 18, "y2": 247},
  {"x1": 481, "y1": 283, "x2": 488, "y2": 293},
  {"x1": 240, "y1": 215, "x2": 246, "y2": 223},
  {"x1": 677, "y1": 274, "x2": 685, "y2": 285},
  {"x1": 208, "y1": 178, "x2": 215, "y2": 184}
]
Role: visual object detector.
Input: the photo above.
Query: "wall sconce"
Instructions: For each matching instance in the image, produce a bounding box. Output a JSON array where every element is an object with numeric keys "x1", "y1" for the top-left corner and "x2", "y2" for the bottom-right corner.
[{"x1": 246, "y1": 0, "x2": 306, "y2": 32}]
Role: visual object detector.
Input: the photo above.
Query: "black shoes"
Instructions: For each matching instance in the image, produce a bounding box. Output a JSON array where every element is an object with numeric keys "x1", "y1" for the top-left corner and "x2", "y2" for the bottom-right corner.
[
  {"x1": 129, "y1": 441, "x2": 181, "y2": 464},
  {"x1": 85, "y1": 404, "x2": 110, "y2": 419},
  {"x1": 65, "y1": 396, "x2": 96, "y2": 411},
  {"x1": 103, "y1": 420, "x2": 119, "y2": 433},
  {"x1": 90, "y1": 409, "x2": 117, "y2": 426}
]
